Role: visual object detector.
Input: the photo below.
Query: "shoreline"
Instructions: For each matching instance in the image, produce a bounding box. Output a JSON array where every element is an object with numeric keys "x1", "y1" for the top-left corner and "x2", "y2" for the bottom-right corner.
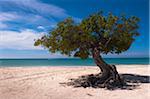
[{"x1": 0, "y1": 64, "x2": 149, "y2": 68}]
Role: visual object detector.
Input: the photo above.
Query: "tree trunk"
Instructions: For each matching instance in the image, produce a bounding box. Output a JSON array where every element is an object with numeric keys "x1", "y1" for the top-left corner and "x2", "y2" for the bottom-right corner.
[{"x1": 92, "y1": 48, "x2": 123, "y2": 87}]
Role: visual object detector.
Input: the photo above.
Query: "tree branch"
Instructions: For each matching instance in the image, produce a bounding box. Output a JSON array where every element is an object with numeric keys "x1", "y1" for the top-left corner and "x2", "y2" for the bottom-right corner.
[{"x1": 104, "y1": 37, "x2": 111, "y2": 48}]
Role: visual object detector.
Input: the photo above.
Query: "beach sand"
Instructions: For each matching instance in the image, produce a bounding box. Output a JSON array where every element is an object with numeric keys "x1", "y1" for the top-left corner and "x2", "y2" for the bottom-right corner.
[{"x1": 0, "y1": 65, "x2": 149, "y2": 99}]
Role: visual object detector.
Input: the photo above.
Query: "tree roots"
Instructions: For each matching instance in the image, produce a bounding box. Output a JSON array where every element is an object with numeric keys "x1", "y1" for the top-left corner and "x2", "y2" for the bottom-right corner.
[
  {"x1": 65, "y1": 73, "x2": 125, "y2": 90},
  {"x1": 62, "y1": 65, "x2": 128, "y2": 90}
]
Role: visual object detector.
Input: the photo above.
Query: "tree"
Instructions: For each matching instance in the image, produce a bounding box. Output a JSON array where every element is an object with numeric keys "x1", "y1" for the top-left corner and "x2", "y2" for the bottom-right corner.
[{"x1": 34, "y1": 12, "x2": 140, "y2": 88}]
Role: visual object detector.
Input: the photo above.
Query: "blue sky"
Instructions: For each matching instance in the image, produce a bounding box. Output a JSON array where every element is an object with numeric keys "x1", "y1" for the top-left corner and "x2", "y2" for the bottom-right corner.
[{"x1": 0, "y1": 0, "x2": 149, "y2": 58}]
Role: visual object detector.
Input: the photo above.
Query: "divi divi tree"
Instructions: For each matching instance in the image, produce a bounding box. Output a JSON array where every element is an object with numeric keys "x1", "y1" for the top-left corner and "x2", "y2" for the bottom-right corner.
[{"x1": 34, "y1": 12, "x2": 140, "y2": 87}]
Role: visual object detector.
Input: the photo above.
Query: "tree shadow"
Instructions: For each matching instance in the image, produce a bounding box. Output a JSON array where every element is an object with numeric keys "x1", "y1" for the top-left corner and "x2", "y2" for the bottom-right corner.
[
  {"x1": 120, "y1": 73, "x2": 150, "y2": 83},
  {"x1": 60, "y1": 73, "x2": 150, "y2": 90}
]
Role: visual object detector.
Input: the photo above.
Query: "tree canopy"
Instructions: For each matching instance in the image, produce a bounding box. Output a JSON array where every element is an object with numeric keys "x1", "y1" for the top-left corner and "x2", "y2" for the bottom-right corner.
[{"x1": 34, "y1": 12, "x2": 140, "y2": 59}]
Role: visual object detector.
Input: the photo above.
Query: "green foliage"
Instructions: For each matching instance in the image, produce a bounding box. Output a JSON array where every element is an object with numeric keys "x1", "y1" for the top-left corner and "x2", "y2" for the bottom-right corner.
[{"x1": 34, "y1": 12, "x2": 140, "y2": 59}]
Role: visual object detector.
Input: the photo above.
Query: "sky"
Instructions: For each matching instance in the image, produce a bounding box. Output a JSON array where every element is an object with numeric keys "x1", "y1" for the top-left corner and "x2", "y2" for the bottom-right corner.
[{"x1": 0, "y1": 0, "x2": 149, "y2": 58}]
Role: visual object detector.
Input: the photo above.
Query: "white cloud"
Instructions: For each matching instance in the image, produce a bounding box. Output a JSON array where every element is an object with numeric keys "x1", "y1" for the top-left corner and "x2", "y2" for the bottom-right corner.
[
  {"x1": 1, "y1": 0, "x2": 68, "y2": 18},
  {"x1": 0, "y1": 12, "x2": 19, "y2": 29},
  {"x1": 0, "y1": 0, "x2": 81, "y2": 51},
  {"x1": 37, "y1": 25, "x2": 45, "y2": 30},
  {"x1": 0, "y1": 22, "x2": 8, "y2": 28},
  {"x1": 0, "y1": 12, "x2": 57, "y2": 30},
  {"x1": 0, "y1": 29, "x2": 43, "y2": 50},
  {"x1": 0, "y1": 12, "x2": 19, "y2": 21},
  {"x1": 0, "y1": 0, "x2": 68, "y2": 30},
  {"x1": 0, "y1": 0, "x2": 81, "y2": 30}
]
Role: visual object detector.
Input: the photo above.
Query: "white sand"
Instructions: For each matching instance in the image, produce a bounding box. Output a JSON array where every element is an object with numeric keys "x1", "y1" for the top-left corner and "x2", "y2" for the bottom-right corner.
[{"x1": 0, "y1": 65, "x2": 150, "y2": 99}]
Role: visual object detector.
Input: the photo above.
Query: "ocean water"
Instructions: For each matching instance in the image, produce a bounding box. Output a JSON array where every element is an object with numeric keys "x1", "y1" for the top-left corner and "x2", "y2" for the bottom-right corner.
[{"x1": 0, "y1": 58, "x2": 149, "y2": 67}]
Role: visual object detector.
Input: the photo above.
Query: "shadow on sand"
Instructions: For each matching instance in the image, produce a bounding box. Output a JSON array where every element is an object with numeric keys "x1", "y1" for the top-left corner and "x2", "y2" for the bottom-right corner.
[
  {"x1": 121, "y1": 73, "x2": 150, "y2": 83},
  {"x1": 60, "y1": 73, "x2": 150, "y2": 90}
]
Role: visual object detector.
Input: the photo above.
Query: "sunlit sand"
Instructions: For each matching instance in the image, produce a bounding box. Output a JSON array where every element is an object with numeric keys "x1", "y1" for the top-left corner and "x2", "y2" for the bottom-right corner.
[{"x1": 0, "y1": 65, "x2": 149, "y2": 99}]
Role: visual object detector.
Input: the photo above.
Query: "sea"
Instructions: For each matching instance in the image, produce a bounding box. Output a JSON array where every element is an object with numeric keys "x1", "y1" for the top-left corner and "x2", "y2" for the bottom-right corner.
[{"x1": 0, "y1": 58, "x2": 149, "y2": 67}]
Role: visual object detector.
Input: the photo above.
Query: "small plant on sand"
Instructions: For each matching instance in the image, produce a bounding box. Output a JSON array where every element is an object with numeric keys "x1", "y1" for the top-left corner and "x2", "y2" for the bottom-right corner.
[{"x1": 34, "y1": 11, "x2": 140, "y2": 89}]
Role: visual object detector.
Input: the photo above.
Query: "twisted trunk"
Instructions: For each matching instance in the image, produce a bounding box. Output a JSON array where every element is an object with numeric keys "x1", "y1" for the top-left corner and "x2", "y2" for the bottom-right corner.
[
  {"x1": 65, "y1": 48, "x2": 125, "y2": 89},
  {"x1": 92, "y1": 48, "x2": 123, "y2": 87}
]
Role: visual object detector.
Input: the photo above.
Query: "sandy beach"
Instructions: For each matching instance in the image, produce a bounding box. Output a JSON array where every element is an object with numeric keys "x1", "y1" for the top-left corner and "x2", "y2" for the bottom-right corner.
[{"x1": 0, "y1": 65, "x2": 149, "y2": 99}]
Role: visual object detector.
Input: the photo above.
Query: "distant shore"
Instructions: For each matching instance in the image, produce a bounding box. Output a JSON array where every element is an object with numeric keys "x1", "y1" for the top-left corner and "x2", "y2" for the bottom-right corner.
[{"x1": 0, "y1": 65, "x2": 149, "y2": 99}]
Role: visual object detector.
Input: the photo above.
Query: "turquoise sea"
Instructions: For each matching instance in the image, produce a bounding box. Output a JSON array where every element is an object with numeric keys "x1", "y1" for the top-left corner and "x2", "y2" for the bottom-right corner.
[{"x1": 0, "y1": 58, "x2": 149, "y2": 67}]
